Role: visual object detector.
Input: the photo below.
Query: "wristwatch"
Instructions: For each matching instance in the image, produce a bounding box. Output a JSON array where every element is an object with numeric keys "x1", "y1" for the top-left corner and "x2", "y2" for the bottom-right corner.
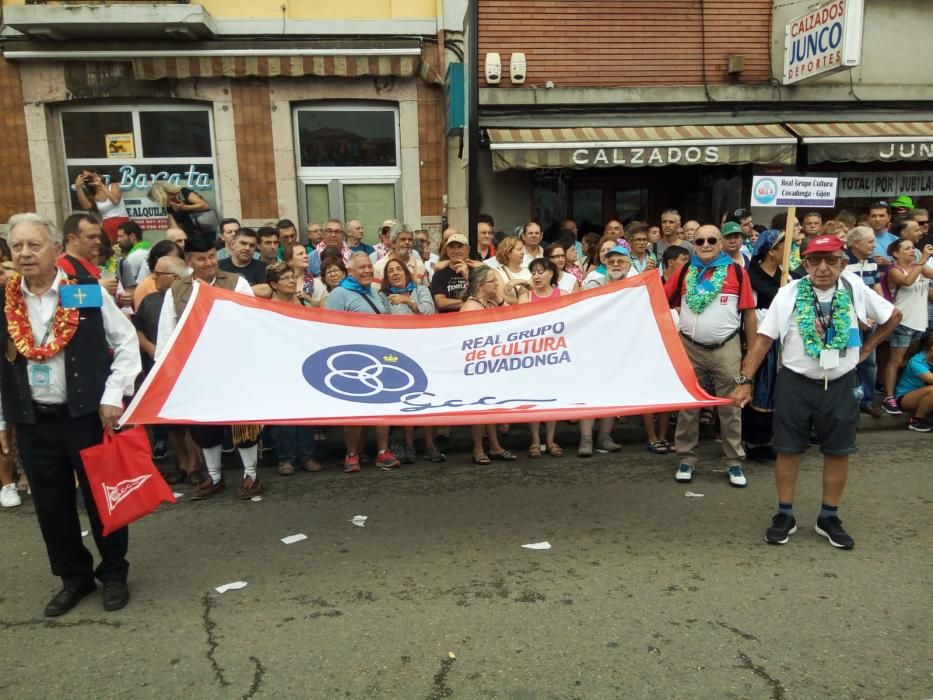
[{"x1": 733, "y1": 374, "x2": 752, "y2": 385}]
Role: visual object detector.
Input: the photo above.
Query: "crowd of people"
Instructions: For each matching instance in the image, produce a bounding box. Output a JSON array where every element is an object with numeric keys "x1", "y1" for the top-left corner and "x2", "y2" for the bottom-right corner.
[{"x1": 0, "y1": 197, "x2": 931, "y2": 616}]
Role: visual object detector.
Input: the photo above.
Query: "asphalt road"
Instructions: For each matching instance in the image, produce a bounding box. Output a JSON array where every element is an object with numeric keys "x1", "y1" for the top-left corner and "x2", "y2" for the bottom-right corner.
[{"x1": 1, "y1": 427, "x2": 931, "y2": 699}]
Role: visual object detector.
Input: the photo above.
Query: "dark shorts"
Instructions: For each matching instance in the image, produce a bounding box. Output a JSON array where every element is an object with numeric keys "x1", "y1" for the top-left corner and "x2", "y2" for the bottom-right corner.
[{"x1": 773, "y1": 369, "x2": 859, "y2": 457}]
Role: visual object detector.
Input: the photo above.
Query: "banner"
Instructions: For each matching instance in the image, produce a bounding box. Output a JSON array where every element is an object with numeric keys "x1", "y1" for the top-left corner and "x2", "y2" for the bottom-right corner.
[{"x1": 121, "y1": 274, "x2": 727, "y2": 427}]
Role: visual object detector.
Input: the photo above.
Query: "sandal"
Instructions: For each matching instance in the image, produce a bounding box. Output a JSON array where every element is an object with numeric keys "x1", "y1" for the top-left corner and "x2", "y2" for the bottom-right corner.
[
  {"x1": 303, "y1": 459, "x2": 323, "y2": 473},
  {"x1": 472, "y1": 454, "x2": 491, "y2": 465},
  {"x1": 488, "y1": 450, "x2": 518, "y2": 462},
  {"x1": 659, "y1": 439, "x2": 675, "y2": 453},
  {"x1": 546, "y1": 443, "x2": 563, "y2": 457},
  {"x1": 277, "y1": 463, "x2": 295, "y2": 476},
  {"x1": 528, "y1": 444, "x2": 541, "y2": 458},
  {"x1": 646, "y1": 441, "x2": 668, "y2": 455}
]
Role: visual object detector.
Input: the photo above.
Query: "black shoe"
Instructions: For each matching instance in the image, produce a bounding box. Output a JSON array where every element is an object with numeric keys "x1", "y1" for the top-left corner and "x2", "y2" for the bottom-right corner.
[
  {"x1": 102, "y1": 580, "x2": 130, "y2": 611},
  {"x1": 44, "y1": 581, "x2": 96, "y2": 617},
  {"x1": 152, "y1": 440, "x2": 168, "y2": 461},
  {"x1": 815, "y1": 516, "x2": 854, "y2": 549},
  {"x1": 765, "y1": 512, "x2": 797, "y2": 545}
]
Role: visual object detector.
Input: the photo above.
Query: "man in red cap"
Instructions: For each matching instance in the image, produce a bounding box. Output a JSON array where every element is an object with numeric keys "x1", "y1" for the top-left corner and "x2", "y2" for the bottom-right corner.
[{"x1": 733, "y1": 235, "x2": 901, "y2": 549}]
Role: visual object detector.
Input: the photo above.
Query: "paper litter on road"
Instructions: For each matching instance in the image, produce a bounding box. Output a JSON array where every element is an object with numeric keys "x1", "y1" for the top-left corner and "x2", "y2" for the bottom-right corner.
[
  {"x1": 280, "y1": 533, "x2": 308, "y2": 545},
  {"x1": 172, "y1": 492, "x2": 184, "y2": 499},
  {"x1": 251, "y1": 496, "x2": 263, "y2": 502},
  {"x1": 521, "y1": 541, "x2": 551, "y2": 550},
  {"x1": 214, "y1": 581, "x2": 248, "y2": 594},
  {"x1": 81, "y1": 530, "x2": 89, "y2": 538},
  {"x1": 685, "y1": 491, "x2": 705, "y2": 498},
  {"x1": 350, "y1": 515, "x2": 368, "y2": 528},
  {"x1": 448, "y1": 651, "x2": 456, "y2": 659}
]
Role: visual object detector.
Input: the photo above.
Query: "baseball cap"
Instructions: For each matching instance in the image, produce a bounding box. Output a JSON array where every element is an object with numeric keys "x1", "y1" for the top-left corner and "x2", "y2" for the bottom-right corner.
[
  {"x1": 721, "y1": 222, "x2": 744, "y2": 236},
  {"x1": 890, "y1": 195, "x2": 915, "y2": 210},
  {"x1": 444, "y1": 232, "x2": 469, "y2": 247},
  {"x1": 726, "y1": 207, "x2": 751, "y2": 223},
  {"x1": 605, "y1": 244, "x2": 631, "y2": 258},
  {"x1": 802, "y1": 235, "x2": 844, "y2": 256}
]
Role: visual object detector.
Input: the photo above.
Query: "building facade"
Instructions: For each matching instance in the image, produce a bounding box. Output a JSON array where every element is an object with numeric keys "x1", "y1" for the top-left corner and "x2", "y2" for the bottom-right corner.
[
  {"x1": 473, "y1": 0, "x2": 933, "y2": 236},
  {"x1": 0, "y1": 0, "x2": 453, "y2": 243}
]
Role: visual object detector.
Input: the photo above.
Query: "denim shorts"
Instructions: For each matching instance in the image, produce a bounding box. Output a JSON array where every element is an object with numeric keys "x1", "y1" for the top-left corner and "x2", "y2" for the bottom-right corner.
[{"x1": 889, "y1": 324, "x2": 924, "y2": 348}]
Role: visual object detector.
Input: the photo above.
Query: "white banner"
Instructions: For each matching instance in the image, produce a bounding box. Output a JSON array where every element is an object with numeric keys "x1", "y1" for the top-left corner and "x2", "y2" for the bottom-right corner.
[
  {"x1": 752, "y1": 175, "x2": 838, "y2": 208},
  {"x1": 122, "y1": 275, "x2": 725, "y2": 426}
]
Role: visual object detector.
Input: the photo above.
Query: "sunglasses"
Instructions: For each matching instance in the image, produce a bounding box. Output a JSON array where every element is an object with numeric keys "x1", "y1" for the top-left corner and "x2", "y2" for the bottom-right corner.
[
  {"x1": 694, "y1": 237, "x2": 720, "y2": 246},
  {"x1": 917, "y1": 220, "x2": 930, "y2": 225}
]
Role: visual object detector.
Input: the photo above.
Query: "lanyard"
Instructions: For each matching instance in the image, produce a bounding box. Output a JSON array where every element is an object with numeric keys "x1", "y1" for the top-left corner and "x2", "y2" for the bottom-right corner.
[{"x1": 811, "y1": 288, "x2": 836, "y2": 345}]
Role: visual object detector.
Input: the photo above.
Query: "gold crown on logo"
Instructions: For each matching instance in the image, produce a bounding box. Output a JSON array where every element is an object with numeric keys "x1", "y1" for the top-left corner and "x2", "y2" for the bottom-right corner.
[{"x1": 383, "y1": 353, "x2": 399, "y2": 363}]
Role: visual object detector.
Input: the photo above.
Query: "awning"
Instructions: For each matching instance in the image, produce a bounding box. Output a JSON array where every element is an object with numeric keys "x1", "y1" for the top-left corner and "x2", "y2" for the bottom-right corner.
[
  {"x1": 131, "y1": 53, "x2": 420, "y2": 80},
  {"x1": 787, "y1": 122, "x2": 933, "y2": 163},
  {"x1": 487, "y1": 124, "x2": 797, "y2": 172},
  {"x1": 2, "y1": 39, "x2": 431, "y2": 82}
]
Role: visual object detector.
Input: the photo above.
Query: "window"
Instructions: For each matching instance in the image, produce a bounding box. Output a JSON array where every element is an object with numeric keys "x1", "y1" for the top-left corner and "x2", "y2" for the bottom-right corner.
[
  {"x1": 294, "y1": 104, "x2": 401, "y2": 244},
  {"x1": 60, "y1": 105, "x2": 217, "y2": 230}
]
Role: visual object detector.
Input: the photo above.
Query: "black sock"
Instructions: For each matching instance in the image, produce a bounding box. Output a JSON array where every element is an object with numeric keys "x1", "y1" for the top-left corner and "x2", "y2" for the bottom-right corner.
[
  {"x1": 778, "y1": 502, "x2": 794, "y2": 517},
  {"x1": 819, "y1": 503, "x2": 838, "y2": 520}
]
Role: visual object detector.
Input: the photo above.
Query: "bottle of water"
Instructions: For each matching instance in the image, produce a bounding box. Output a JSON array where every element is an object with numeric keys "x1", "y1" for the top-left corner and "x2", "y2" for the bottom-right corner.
[{"x1": 853, "y1": 385, "x2": 865, "y2": 402}]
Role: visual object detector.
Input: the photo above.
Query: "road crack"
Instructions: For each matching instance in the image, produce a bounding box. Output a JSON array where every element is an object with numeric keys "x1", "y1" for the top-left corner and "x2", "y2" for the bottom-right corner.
[
  {"x1": 737, "y1": 651, "x2": 786, "y2": 700},
  {"x1": 241, "y1": 655, "x2": 266, "y2": 700},
  {"x1": 0, "y1": 617, "x2": 122, "y2": 629},
  {"x1": 426, "y1": 655, "x2": 455, "y2": 699},
  {"x1": 714, "y1": 620, "x2": 760, "y2": 641},
  {"x1": 201, "y1": 593, "x2": 231, "y2": 687},
  {"x1": 202, "y1": 594, "x2": 267, "y2": 698}
]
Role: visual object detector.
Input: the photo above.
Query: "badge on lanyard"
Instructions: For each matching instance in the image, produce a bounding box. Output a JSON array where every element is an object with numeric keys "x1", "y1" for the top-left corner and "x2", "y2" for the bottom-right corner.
[
  {"x1": 819, "y1": 348, "x2": 840, "y2": 370},
  {"x1": 29, "y1": 363, "x2": 53, "y2": 388}
]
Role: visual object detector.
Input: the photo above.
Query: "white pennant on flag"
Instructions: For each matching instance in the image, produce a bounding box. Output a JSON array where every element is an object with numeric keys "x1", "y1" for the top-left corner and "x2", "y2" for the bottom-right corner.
[{"x1": 121, "y1": 274, "x2": 725, "y2": 426}]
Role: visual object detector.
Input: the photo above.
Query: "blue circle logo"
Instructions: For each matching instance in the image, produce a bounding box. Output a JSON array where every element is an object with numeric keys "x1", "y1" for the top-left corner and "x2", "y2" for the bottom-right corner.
[
  {"x1": 754, "y1": 178, "x2": 778, "y2": 205},
  {"x1": 302, "y1": 345, "x2": 428, "y2": 404}
]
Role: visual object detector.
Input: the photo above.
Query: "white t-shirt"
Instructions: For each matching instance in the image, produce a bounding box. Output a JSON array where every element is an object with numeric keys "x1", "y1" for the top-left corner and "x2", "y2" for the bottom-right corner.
[
  {"x1": 759, "y1": 271, "x2": 895, "y2": 381},
  {"x1": 496, "y1": 265, "x2": 531, "y2": 287},
  {"x1": 522, "y1": 246, "x2": 545, "y2": 267},
  {"x1": 557, "y1": 271, "x2": 577, "y2": 293},
  {"x1": 892, "y1": 268, "x2": 930, "y2": 332}
]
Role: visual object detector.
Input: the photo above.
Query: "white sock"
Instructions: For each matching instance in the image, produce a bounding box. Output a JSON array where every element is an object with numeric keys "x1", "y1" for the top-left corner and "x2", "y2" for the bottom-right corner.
[
  {"x1": 203, "y1": 446, "x2": 222, "y2": 483},
  {"x1": 239, "y1": 445, "x2": 258, "y2": 479}
]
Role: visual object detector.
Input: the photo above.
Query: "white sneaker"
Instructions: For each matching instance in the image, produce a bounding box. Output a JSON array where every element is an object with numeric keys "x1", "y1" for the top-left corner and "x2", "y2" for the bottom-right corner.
[
  {"x1": 595, "y1": 435, "x2": 622, "y2": 453},
  {"x1": 674, "y1": 464, "x2": 694, "y2": 482},
  {"x1": 727, "y1": 465, "x2": 748, "y2": 488},
  {"x1": 1, "y1": 483, "x2": 22, "y2": 508}
]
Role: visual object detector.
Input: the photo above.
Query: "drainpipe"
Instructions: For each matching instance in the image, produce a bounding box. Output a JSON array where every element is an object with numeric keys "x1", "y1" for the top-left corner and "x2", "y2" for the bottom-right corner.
[{"x1": 467, "y1": 0, "x2": 479, "y2": 250}]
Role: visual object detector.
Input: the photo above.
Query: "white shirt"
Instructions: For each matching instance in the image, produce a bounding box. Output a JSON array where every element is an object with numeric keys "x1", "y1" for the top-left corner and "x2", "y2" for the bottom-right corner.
[
  {"x1": 0, "y1": 271, "x2": 141, "y2": 429},
  {"x1": 156, "y1": 275, "x2": 253, "y2": 361},
  {"x1": 557, "y1": 271, "x2": 578, "y2": 293},
  {"x1": 522, "y1": 245, "x2": 544, "y2": 267},
  {"x1": 759, "y1": 271, "x2": 895, "y2": 381},
  {"x1": 892, "y1": 268, "x2": 930, "y2": 332}
]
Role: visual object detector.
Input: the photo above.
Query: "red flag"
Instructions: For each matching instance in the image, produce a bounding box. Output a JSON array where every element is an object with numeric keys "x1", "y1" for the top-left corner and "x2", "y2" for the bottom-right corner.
[{"x1": 80, "y1": 427, "x2": 176, "y2": 536}]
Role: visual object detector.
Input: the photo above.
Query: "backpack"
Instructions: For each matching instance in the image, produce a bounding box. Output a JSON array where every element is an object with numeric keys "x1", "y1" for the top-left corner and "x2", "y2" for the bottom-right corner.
[{"x1": 878, "y1": 265, "x2": 903, "y2": 303}]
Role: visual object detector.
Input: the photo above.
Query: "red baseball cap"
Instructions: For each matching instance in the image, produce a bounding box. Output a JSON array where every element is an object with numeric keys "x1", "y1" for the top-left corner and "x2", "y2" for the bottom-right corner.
[{"x1": 802, "y1": 235, "x2": 844, "y2": 256}]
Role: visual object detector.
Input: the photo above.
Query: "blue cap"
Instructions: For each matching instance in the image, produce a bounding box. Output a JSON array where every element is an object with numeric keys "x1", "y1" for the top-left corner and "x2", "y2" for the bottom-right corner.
[{"x1": 606, "y1": 244, "x2": 631, "y2": 258}]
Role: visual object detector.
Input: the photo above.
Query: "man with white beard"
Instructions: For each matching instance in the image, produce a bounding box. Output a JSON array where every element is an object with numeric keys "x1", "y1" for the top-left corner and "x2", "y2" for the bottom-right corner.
[{"x1": 583, "y1": 245, "x2": 633, "y2": 288}]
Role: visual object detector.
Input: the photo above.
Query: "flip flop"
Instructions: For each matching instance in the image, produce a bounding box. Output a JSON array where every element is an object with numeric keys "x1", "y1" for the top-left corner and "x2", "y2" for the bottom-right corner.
[
  {"x1": 489, "y1": 450, "x2": 518, "y2": 462},
  {"x1": 472, "y1": 454, "x2": 491, "y2": 465}
]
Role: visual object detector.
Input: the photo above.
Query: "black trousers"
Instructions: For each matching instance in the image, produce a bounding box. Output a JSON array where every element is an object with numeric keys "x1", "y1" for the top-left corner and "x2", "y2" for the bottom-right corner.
[
  {"x1": 16, "y1": 411, "x2": 129, "y2": 587},
  {"x1": 188, "y1": 425, "x2": 256, "y2": 449}
]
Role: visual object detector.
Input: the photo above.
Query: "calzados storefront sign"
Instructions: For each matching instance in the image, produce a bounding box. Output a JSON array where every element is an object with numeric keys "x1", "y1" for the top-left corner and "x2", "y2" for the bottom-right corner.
[{"x1": 571, "y1": 146, "x2": 720, "y2": 167}]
